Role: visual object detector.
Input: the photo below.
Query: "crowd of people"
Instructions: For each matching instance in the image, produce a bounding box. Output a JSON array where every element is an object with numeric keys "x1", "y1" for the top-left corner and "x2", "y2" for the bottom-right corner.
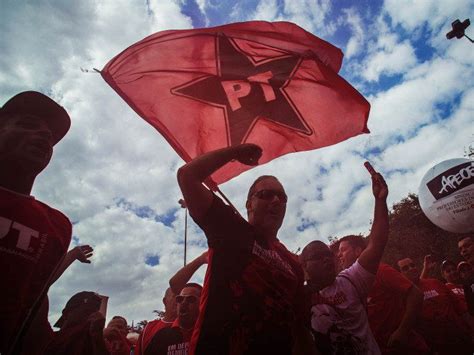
[{"x1": 1, "y1": 90, "x2": 473, "y2": 355}]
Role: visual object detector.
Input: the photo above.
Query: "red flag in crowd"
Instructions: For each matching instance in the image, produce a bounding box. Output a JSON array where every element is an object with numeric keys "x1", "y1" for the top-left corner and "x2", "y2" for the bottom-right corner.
[{"x1": 102, "y1": 21, "x2": 370, "y2": 184}]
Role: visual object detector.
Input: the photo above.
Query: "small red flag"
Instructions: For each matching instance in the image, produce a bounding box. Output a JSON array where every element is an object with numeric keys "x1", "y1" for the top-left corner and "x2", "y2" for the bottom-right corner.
[{"x1": 102, "y1": 21, "x2": 370, "y2": 184}]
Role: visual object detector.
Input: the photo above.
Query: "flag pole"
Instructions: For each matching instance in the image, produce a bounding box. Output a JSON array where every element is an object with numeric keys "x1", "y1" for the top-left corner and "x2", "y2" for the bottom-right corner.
[
  {"x1": 203, "y1": 177, "x2": 241, "y2": 217},
  {"x1": 178, "y1": 199, "x2": 188, "y2": 266}
]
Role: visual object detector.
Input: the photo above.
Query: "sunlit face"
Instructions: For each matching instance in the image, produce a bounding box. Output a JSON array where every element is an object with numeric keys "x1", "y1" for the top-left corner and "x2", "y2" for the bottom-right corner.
[
  {"x1": 458, "y1": 237, "x2": 474, "y2": 266},
  {"x1": 302, "y1": 242, "x2": 337, "y2": 291},
  {"x1": 398, "y1": 258, "x2": 419, "y2": 283},
  {"x1": 246, "y1": 177, "x2": 287, "y2": 235},
  {"x1": 0, "y1": 113, "x2": 53, "y2": 174},
  {"x1": 338, "y1": 241, "x2": 362, "y2": 270},
  {"x1": 176, "y1": 286, "x2": 201, "y2": 329},
  {"x1": 442, "y1": 264, "x2": 460, "y2": 284}
]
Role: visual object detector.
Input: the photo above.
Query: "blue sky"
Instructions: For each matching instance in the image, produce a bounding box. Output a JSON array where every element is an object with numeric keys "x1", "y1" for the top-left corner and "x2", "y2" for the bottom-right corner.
[{"x1": 1, "y1": 0, "x2": 473, "y2": 325}]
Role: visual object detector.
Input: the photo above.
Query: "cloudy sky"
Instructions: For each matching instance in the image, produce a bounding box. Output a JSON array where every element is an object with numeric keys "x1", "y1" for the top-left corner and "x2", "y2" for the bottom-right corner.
[{"x1": 2, "y1": 0, "x2": 473, "y2": 326}]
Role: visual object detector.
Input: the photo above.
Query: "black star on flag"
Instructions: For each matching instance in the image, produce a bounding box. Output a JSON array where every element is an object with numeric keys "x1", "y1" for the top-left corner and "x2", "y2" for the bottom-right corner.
[{"x1": 171, "y1": 34, "x2": 312, "y2": 146}]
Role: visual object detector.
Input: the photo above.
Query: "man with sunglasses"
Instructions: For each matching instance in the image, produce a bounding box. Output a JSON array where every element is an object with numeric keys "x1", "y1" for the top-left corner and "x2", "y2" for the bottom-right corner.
[
  {"x1": 397, "y1": 257, "x2": 474, "y2": 354},
  {"x1": 300, "y1": 168, "x2": 388, "y2": 354},
  {"x1": 144, "y1": 283, "x2": 202, "y2": 355},
  {"x1": 177, "y1": 143, "x2": 307, "y2": 354}
]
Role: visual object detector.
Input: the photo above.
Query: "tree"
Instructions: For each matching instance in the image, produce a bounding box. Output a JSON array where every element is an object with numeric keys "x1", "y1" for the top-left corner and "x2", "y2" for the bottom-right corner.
[{"x1": 382, "y1": 193, "x2": 463, "y2": 277}]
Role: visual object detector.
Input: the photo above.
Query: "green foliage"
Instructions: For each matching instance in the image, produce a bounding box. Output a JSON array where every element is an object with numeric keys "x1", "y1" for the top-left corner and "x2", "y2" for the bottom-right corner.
[{"x1": 382, "y1": 193, "x2": 463, "y2": 277}]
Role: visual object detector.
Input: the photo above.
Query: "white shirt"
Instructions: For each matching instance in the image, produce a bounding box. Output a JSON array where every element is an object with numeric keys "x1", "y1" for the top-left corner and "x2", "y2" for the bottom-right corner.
[{"x1": 310, "y1": 261, "x2": 380, "y2": 355}]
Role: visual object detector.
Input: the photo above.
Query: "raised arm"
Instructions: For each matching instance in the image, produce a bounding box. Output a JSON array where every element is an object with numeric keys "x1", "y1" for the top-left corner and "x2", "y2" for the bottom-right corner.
[
  {"x1": 420, "y1": 255, "x2": 436, "y2": 279},
  {"x1": 358, "y1": 171, "x2": 389, "y2": 274},
  {"x1": 387, "y1": 284, "x2": 423, "y2": 348},
  {"x1": 177, "y1": 144, "x2": 262, "y2": 221},
  {"x1": 169, "y1": 251, "x2": 209, "y2": 295},
  {"x1": 50, "y1": 245, "x2": 94, "y2": 284}
]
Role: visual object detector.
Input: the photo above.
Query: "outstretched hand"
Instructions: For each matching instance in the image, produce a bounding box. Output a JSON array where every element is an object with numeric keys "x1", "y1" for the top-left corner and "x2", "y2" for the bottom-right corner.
[
  {"x1": 371, "y1": 173, "x2": 388, "y2": 200},
  {"x1": 234, "y1": 144, "x2": 262, "y2": 166},
  {"x1": 423, "y1": 254, "x2": 437, "y2": 271},
  {"x1": 73, "y1": 245, "x2": 94, "y2": 263}
]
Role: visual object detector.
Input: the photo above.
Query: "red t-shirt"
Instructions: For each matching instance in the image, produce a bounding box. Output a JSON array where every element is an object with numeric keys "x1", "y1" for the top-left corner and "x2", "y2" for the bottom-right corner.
[
  {"x1": 191, "y1": 195, "x2": 305, "y2": 354},
  {"x1": 367, "y1": 263, "x2": 428, "y2": 354},
  {"x1": 445, "y1": 283, "x2": 468, "y2": 313},
  {"x1": 0, "y1": 187, "x2": 72, "y2": 352},
  {"x1": 417, "y1": 278, "x2": 470, "y2": 347},
  {"x1": 135, "y1": 319, "x2": 173, "y2": 355}
]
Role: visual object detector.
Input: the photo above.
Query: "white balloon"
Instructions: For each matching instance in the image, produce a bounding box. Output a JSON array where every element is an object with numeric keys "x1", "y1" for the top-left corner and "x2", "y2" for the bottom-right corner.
[{"x1": 419, "y1": 158, "x2": 474, "y2": 233}]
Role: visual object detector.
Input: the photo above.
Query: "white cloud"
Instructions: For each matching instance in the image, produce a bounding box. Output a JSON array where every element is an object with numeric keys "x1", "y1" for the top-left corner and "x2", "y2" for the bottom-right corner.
[
  {"x1": 362, "y1": 34, "x2": 418, "y2": 82},
  {"x1": 343, "y1": 8, "x2": 365, "y2": 58},
  {"x1": 383, "y1": 0, "x2": 473, "y2": 33},
  {"x1": 2, "y1": 0, "x2": 473, "y2": 332}
]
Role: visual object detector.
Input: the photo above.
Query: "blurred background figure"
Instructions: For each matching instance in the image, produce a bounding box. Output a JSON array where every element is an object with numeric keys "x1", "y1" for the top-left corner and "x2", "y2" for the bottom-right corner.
[
  {"x1": 398, "y1": 257, "x2": 474, "y2": 354},
  {"x1": 45, "y1": 291, "x2": 108, "y2": 355}
]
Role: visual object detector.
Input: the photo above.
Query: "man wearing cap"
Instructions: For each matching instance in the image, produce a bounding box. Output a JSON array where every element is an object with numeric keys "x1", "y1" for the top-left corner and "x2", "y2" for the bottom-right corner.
[
  {"x1": 46, "y1": 291, "x2": 108, "y2": 354},
  {"x1": 0, "y1": 91, "x2": 72, "y2": 353}
]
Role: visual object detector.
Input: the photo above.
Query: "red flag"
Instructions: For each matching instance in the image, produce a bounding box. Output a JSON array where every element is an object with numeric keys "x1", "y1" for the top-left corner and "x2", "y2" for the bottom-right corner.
[{"x1": 102, "y1": 21, "x2": 370, "y2": 184}]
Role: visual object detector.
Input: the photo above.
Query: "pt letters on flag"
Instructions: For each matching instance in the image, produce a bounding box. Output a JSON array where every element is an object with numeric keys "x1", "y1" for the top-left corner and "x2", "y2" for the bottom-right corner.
[{"x1": 102, "y1": 21, "x2": 370, "y2": 184}]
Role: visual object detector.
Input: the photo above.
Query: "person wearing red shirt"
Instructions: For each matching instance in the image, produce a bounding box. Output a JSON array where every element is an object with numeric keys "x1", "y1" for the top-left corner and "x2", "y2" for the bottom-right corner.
[
  {"x1": 338, "y1": 235, "x2": 427, "y2": 354},
  {"x1": 0, "y1": 91, "x2": 72, "y2": 354},
  {"x1": 144, "y1": 283, "x2": 202, "y2": 355},
  {"x1": 458, "y1": 235, "x2": 474, "y2": 315},
  {"x1": 398, "y1": 257, "x2": 474, "y2": 354},
  {"x1": 439, "y1": 259, "x2": 468, "y2": 311},
  {"x1": 177, "y1": 144, "x2": 310, "y2": 354},
  {"x1": 135, "y1": 288, "x2": 177, "y2": 355},
  {"x1": 136, "y1": 251, "x2": 208, "y2": 355}
]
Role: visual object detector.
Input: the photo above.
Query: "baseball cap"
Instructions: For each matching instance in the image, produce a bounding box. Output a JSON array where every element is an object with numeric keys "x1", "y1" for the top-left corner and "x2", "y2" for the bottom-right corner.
[
  {"x1": 0, "y1": 91, "x2": 70, "y2": 145},
  {"x1": 54, "y1": 291, "x2": 101, "y2": 328}
]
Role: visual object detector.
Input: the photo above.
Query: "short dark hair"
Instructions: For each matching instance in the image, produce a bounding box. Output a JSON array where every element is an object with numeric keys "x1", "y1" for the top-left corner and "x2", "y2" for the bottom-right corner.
[
  {"x1": 339, "y1": 235, "x2": 366, "y2": 250},
  {"x1": 247, "y1": 175, "x2": 280, "y2": 201},
  {"x1": 111, "y1": 316, "x2": 127, "y2": 323},
  {"x1": 300, "y1": 240, "x2": 331, "y2": 263}
]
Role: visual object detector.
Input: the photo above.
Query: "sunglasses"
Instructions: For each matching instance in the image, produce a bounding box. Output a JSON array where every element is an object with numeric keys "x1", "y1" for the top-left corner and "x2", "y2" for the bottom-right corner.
[
  {"x1": 253, "y1": 189, "x2": 288, "y2": 203},
  {"x1": 176, "y1": 295, "x2": 198, "y2": 304}
]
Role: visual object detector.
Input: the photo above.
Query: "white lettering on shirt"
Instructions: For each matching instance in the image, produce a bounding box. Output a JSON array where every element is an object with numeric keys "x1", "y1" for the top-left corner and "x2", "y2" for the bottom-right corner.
[
  {"x1": 423, "y1": 290, "x2": 440, "y2": 300},
  {"x1": 252, "y1": 242, "x2": 295, "y2": 276}
]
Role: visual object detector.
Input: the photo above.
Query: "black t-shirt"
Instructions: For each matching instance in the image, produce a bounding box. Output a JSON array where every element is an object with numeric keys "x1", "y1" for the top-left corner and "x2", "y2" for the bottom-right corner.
[
  {"x1": 145, "y1": 326, "x2": 187, "y2": 355},
  {"x1": 193, "y1": 195, "x2": 304, "y2": 355}
]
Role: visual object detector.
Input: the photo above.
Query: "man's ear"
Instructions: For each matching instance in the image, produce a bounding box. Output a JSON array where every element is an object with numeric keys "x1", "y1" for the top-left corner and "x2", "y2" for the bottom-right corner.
[{"x1": 245, "y1": 198, "x2": 252, "y2": 212}]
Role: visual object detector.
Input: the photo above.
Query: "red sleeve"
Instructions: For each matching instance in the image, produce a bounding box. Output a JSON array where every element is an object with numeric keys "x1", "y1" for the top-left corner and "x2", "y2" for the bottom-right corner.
[
  {"x1": 378, "y1": 264, "x2": 413, "y2": 294},
  {"x1": 135, "y1": 332, "x2": 143, "y2": 355},
  {"x1": 444, "y1": 283, "x2": 468, "y2": 314}
]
